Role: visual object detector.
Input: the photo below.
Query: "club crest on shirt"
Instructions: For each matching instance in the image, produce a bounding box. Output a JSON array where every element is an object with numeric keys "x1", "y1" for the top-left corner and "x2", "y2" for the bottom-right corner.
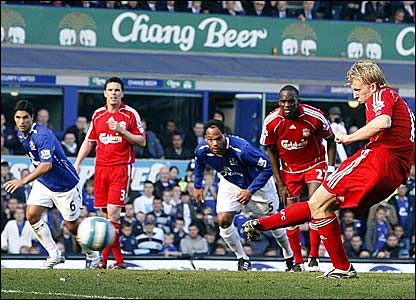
[
  {"x1": 302, "y1": 128, "x2": 310, "y2": 137},
  {"x1": 229, "y1": 158, "x2": 239, "y2": 166},
  {"x1": 29, "y1": 140, "x2": 36, "y2": 150},
  {"x1": 119, "y1": 121, "x2": 127, "y2": 129},
  {"x1": 372, "y1": 99, "x2": 385, "y2": 116},
  {"x1": 40, "y1": 149, "x2": 51, "y2": 159}
]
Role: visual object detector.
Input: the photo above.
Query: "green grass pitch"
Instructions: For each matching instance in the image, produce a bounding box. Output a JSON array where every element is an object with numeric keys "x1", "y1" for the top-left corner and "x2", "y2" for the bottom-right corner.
[{"x1": 1, "y1": 269, "x2": 415, "y2": 299}]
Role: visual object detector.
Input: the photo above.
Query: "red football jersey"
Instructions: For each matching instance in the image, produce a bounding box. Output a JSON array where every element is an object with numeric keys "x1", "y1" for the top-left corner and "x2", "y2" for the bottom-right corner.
[
  {"x1": 260, "y1": 104, "x2": 333, "y2": 173},
  {"x1": 86, "y1": 103, "x2": 145, "y2": 166},
  {"x1": 365, "y1": 87, "x2": 415, "y2": 167}
]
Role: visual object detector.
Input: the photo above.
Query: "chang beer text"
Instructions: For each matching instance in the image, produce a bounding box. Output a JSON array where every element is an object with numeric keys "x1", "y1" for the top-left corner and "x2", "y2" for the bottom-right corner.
[{"x1": 111, "y1": 13, "x2": 267, "y2": 52}]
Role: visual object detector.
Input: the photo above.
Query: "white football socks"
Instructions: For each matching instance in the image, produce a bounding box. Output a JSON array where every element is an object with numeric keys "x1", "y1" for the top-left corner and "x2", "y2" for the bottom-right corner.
[
  {"x1": 31, "y1": 219, "x2": 59, "y2": 257},
  {"x1": 272, "y1": 228, "x2": 293, "y2": 259},
  {"x1": 219, "y1": 223, "x2": 249, "y2": 260}
]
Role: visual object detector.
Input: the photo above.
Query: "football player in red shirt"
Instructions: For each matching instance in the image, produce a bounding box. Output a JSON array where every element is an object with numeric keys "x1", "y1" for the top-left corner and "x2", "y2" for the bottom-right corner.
[
  {"x1": 75, "y1": 77, "x2": 146, "y2": 269},
  {"x1": 244, "y1": 60, "x2": 415, "y2": 278},
  {"x1": 259, "y1": 84, "x2": 336, "y2": 272}
]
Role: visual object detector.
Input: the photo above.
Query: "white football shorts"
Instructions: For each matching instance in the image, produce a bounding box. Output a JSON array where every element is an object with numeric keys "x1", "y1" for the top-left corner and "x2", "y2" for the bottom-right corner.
[
  {"x1": 216, "y1": 177, "x2": 280, "y2": 217},
  {"x1": 27, "y1": 180, "x2": 82, "y2": 221}
]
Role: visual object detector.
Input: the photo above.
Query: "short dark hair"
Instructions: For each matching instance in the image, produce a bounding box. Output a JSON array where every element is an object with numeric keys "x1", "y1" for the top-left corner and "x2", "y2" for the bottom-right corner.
[
  {"x1": 143, "y1": 180, "x2": 154, "y2": 186},
  {"x1": 14, "y1": 99, "x2": 34, "y2": 118},
  {"x1": 169, "y1": 165, "x2": 179, "y2": 172},
  {"x1": 343, "y1": 224, "x2": 354, "y2": 230},
  {"x1": 164, "y1": 119, "x2": 176, "y2": 127},
  {"x1": 204, "y1": 119, "x2": 225, "y2": 134},
  {"x1": 104, "y1": 76, "x2": 124, "y2": 91},
  {"x1": 1, "y1": 161, "x2": 10, "y2": 168},
  {"x1": 189, "y1": 222, "x2": 199, "y2": 229},
  {"x1": 376, "y1": 205, "x2": 387, "y2": 213},
  {"x1": 280, "y1": 85, "x2": 300, "y2": 98},
  {"x1": 63, "y1": 132, "x2": 76, "y2": 138},
  {"x1": 175, "y1": 216, "x2": 185, "y2": 223},
  {"x1": 171, "y1": 131, "x2": 183, "y2": 139},
  {"x1": 212, "y1": 110, "x2": 225, "y2": 121}
]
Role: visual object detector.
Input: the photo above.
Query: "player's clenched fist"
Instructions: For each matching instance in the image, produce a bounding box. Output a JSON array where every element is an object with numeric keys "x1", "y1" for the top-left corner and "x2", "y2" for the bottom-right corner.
[{"x1": 334, "y1": 132, "x2": 350, "y2": 144}]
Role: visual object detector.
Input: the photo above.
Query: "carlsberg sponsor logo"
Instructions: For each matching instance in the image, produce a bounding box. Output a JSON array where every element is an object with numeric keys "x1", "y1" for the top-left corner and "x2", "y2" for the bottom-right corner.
[
  {"x1": 112, "y1": 13, "x2": 267, "y2": 52},
  {"x1": 99, "y1": 133, "x2": 122, "y2": 144},
  {"x1": 281, "y1": 139, "x2": 308, "y2": 150}
]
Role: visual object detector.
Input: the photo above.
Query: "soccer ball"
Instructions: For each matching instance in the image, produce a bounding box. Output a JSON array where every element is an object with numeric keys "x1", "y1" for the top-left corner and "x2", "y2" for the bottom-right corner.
[{"x1": 77, "y1": 216, "x2": 116, "y2": 251}]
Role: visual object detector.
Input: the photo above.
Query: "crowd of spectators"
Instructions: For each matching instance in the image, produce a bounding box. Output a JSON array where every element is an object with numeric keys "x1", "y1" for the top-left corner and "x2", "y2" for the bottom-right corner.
[
  {"x1": 2, "y1": 103, "x2": 416, "y2": 260},
  {"x1": 1, "y1": 0, "x2": 414, "y2": 265},
  {"x1": 2, "y1": 147, "x2": 415, "y2": 260},
  {"x1": 2, "y1": 1, "x2": 415, "y2": 24},
  {"x1": 1, "y1": 109, "x2": 223, "y2": 160}
]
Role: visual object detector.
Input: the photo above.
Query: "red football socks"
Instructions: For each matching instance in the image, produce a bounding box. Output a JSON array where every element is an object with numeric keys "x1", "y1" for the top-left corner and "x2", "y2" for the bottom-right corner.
[
  {"x1": 101, "y1": 246, "x2": 110, "y2": 265},
  {"x1": 286, "y1": 227, "x2": 304, "y2": 264},
  {"x1": 308, "y1": 227, "x2": 320, "y2": 258},
  {"x1": 312, "y1": 215, "x2": 350, "y2": 271},
  {"x1": 110, "y1": 221, "x2": 124, "y2": 264},
  {"x1": 258, "y1": 201, "x2": 311, "y2": 230}
]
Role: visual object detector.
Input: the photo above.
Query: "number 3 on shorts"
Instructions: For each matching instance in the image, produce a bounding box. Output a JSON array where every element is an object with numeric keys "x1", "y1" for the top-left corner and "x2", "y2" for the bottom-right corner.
[{"x1": 120, "y1": 189, "x2": 126, "y2": 202}]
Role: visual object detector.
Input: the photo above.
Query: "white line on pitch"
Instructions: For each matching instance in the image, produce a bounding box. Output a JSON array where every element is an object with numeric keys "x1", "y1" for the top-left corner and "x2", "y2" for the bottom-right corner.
[{"x1": 1, "y1": 289, "x2": 140, "y2": 299}]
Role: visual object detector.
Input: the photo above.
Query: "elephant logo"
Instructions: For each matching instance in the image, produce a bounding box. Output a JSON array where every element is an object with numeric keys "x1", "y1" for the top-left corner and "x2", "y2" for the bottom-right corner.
[
  {"x1": 347, "y1": 27, "x2": 382, "y2": 60},
  {"x1": 1, "y1": 9, "x2": 26, "y2": 44},
  {"x1": 59, "y1": 12, "x2": 97, "y2": 47},
  {"x1": 280, "y1": 23, "x2": 317, "y2": 57}
]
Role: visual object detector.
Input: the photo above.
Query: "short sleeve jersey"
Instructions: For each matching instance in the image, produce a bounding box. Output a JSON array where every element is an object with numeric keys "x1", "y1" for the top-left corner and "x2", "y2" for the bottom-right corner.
[
  {"x1": 17, "y1": 123, "x2": 79, "y2": 192},
  {"x1": 260, "y1": 104, "x2": 333, "y2": 172},
  {"x1": 365, "y1": 87, "x2": 415, "y2": 166},
  {"x1": 86, "y1": 103, "x2": 145, "y2": 166},
  {"x1": 194, "y1": 135, "x2": 273, "y2": 194}
]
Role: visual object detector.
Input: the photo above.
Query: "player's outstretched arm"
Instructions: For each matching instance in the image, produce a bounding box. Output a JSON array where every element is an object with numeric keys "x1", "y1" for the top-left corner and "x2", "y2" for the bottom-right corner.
[
  {"x1": 335, "y1": 115, "x2": 391, "y2": 145},
  {"x1": 74, "y1": 140, "x2": 94, "y2": 173},
  {"x1": 4, "y1": 162, "x2": 52, "y2": 193}
]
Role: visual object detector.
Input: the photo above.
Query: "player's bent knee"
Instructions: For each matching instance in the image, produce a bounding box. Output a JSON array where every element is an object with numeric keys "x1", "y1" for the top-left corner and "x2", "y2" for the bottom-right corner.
[
  {"x1": 26, "y1": 214, "x2": 41, "y2": 225},
  {"x1": 64, "y1": 220, "x2": 78, "y2": 235},
  {"x1": 271, "y1": 228, "x2": 287, "y2": 239}
]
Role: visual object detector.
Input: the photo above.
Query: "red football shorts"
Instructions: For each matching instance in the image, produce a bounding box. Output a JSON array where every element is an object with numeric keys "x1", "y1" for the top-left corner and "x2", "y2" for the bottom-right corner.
[
  {"x1": 94, "y1": 164, "x2": 131, "y2": 208},
  {"x1": 281, "y1": 161, "x2": 327, "y2": 200},
  {"x1": 322, "y1": 148, "x2": 408, "y2": 216}
]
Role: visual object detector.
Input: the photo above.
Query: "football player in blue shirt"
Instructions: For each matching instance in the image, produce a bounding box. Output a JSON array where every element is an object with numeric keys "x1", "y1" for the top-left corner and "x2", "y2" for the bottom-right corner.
[
  {"x1": 193, "y1": 119, "x2": 294, "y2": 271},
  {"x1": 4, "y1": 100, "x2": 100, "y2": 269}
]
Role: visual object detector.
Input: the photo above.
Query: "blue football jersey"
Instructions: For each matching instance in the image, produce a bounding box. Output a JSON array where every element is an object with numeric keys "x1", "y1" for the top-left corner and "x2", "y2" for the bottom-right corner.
[
  {"x1": 194, "y1": 135, "x2": 273, "y2": 194},
  {"x1": 17, "y1": 123, "x2": 79, "y2": 192}
]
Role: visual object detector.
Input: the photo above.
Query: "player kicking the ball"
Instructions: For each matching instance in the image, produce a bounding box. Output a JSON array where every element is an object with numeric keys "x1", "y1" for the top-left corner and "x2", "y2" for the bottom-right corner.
[
  {"x1": 243, "y1": 60, "x2": 415, "y2": 278},
  {"x1": 4, "y1": 100, "x2": 100, "y2": 269}
]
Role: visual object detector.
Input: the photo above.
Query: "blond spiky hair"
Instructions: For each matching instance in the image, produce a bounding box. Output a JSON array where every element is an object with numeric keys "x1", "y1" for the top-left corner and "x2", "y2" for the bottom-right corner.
[{"x1": 346, "y1": 60, "x2": 388, "y2": 87}]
